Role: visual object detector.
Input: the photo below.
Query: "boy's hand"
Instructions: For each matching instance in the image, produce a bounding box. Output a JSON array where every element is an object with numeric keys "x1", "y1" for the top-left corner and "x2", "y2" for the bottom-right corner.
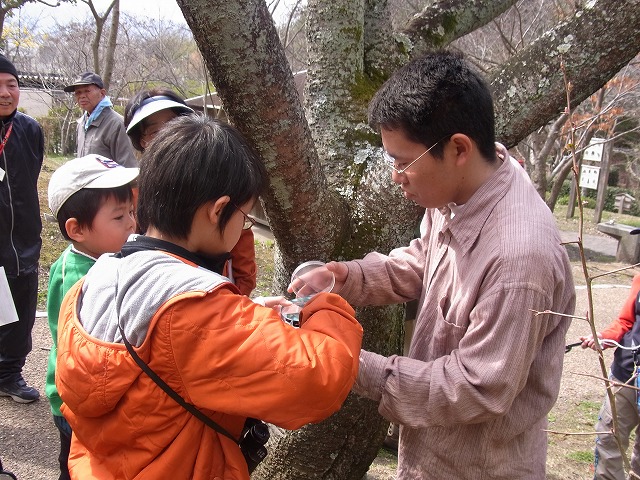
[
  {"x1": 261, "y1": 296, "x2": 293, "y2": 309},
  {"x1": 252, "y1": 296, "x2": 292, "y2": 314},
  {"x1": 579, "y1": 333, "x2": 605, "y2": 351}
]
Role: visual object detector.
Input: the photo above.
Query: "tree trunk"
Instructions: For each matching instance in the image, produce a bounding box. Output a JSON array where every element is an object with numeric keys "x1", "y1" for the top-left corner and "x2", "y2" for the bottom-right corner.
[
  {"x1": 102, "y1": 0, "x2": 120, "y2": 89},
  {"x1": 547, "y1": 157, "x2": 574, "y2": 211},
  {"x1": 175, "y1": 0, "x2": 640, "y2": 477}
]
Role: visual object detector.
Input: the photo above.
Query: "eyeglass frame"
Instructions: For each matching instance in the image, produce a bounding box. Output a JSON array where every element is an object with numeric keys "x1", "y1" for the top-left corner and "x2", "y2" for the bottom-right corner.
[
  {"x1": 383, "y1": 136, "x2": 449, "y2": 174},
  {"x1": 233, "y1": 203, "x2": 257, "y2": 230}
]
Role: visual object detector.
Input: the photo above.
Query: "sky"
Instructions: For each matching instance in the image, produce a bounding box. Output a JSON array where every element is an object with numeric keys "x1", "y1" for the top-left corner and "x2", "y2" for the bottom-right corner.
[
  {"x1": 17, "y1": 0, "x2": 297, "y2": 30},
  {"x1": 19, "y1": 0, "x2": 187, "y2": 29}
]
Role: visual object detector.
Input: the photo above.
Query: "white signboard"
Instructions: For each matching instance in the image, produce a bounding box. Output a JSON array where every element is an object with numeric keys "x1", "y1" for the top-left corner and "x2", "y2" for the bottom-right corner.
[
  {"x1": 579, "y1": 165, "x2": 601, "y2": 190},
  {"x1": 583, "y1": 138, "x2": 605, "y2": 162},
  {"x1": 0, "y1": 267, "x2": 19, "y2": 326}
]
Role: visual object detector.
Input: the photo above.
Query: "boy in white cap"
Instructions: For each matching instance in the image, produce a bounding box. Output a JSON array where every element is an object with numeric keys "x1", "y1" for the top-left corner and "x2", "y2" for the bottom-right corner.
[{"x1": 45, "y1": 154, "x2": 138, "y2": 480}]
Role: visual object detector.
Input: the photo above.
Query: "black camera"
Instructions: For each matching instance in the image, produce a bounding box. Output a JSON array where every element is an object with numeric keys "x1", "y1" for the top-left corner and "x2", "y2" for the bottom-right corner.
[{"x1": 239, "y1": 418, "x2": 269, "y2": 473}]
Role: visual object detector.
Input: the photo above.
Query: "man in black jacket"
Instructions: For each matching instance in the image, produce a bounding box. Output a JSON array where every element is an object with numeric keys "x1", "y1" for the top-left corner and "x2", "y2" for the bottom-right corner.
[{"x1": 0, "y1": 54, "x2": 44, "y2": 403}]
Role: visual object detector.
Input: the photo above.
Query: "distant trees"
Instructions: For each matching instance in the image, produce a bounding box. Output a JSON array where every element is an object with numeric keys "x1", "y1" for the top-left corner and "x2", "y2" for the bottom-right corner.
[
  {"x1": 4, "y1": 0, "x2": 204, "y2": 154},
  {"x1": 0, "y1": 0, "x2": 74, "y2": 43}
]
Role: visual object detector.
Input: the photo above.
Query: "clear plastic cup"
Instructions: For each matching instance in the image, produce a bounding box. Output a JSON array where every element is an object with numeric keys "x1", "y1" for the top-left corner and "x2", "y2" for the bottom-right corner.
[{"x1": 281, "y1": 261, "x2": 335, "y2": 327}]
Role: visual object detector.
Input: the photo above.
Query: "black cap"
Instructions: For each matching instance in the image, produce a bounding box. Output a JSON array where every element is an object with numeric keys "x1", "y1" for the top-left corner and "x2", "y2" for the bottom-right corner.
[
  {"x1": 0, "y1": 54, "x2": 19, "y2": 84},
  {"x1": 631, "y1": 228, "x2": 640, "y2": 235},
  {"x1": 64, "y1": 72, "x2": 104, "y2": 92}
]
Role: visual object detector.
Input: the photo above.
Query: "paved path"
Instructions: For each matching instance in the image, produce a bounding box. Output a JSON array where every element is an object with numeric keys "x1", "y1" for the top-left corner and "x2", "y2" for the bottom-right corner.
[{"x1": 559, "y1": 230, "x2": 618, "y2": 258}]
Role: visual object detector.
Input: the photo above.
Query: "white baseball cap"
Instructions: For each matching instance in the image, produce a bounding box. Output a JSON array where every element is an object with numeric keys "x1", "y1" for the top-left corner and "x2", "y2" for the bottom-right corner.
[
  {"x1": 126, "y1": 96, "x2": 194, "y2": 133},
  {"x1": 48, "y1": 155, "x2": 139, "y2": 218}
]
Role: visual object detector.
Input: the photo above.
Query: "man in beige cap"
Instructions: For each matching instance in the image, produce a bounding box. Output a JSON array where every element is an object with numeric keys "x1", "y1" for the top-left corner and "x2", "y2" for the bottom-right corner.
[{"x1": 64, "y1": 72, "x2": 137, "y2": 167}]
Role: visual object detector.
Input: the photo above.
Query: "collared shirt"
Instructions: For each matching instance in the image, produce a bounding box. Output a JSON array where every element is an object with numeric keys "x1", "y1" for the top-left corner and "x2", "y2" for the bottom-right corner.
[
  {"x1": 341, "y1": 144, "x2": 576, "y2": 479},
  {"x1": 77, "y1": 107, "x2": 137, "y2": 168}
]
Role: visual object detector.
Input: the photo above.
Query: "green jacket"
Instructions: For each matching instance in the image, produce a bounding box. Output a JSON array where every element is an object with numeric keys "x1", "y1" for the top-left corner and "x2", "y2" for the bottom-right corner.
[{"x1": 45, "y1": 245, "x2": 95, "y2": 416}]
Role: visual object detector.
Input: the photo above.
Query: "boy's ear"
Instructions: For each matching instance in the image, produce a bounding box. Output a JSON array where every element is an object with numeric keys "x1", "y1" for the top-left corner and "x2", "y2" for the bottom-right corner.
[
  {"x1": 65, "y1": 217, "x2": 86, "y2": 242},
  {"x1": 206, "y1": 196, "x2": 231, "y2": 226}
]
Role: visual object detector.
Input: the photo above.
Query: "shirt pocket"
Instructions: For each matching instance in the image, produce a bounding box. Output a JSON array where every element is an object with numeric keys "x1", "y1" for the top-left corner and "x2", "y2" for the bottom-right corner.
[{"x1": 430, "y1": 295, "x2": 467, "y2": 357}]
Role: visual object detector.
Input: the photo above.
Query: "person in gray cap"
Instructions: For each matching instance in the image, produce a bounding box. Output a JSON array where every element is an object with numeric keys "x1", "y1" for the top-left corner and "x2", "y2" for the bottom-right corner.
[
  {"x1": 64, "y1": 72, "x2": 137, "y2": 168},
  {"x1": 0, "y1": 53, "x2": 44, "y2": 404}
]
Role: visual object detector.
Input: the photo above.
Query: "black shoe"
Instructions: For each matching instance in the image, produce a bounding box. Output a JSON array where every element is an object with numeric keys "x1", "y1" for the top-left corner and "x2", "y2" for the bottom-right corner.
[
  {"x1": 382, "y1": 423, "x2": 399, "y2": 452},
  {"x1": 0, "y1": 378, "x2": 40, "y2": 403}
]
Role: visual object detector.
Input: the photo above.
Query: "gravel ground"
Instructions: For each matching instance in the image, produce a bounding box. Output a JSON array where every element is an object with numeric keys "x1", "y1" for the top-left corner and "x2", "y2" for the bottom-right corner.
[
  {"x1": 1, "y1": 235, "x2": 638, "y2": 479},
  {"x1": 1, "y1": 312, "x2": 58, "y2": 479}
]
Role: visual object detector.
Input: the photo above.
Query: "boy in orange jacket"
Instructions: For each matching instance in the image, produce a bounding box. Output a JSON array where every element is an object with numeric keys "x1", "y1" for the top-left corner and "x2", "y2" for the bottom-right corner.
[{"x1": 55, "y1": 114, "x2": 363, "y2": 480}]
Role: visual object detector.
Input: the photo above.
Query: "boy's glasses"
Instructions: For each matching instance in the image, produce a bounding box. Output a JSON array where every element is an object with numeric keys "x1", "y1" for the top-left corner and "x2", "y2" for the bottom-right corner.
[
  {"x1": 234, "y1": 204, "x2": 256, "y2": 230},
  {"x1": 383, "y1": 137, "x2": 447, "y2": 174}
]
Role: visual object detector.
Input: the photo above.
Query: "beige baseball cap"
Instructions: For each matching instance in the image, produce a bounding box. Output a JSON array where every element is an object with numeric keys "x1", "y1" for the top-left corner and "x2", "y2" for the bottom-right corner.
[{"x1": 48, "y1": 155, "x2": 139, "y2": 218}]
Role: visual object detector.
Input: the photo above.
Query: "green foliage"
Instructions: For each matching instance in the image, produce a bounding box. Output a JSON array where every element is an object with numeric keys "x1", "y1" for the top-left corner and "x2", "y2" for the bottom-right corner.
[
  {"x1": 567, "y1": 451, "x2": 594, "y2": 463},
  {"x1": 582, "y1": 186, "x2": 640, "y2": 216},
  {"x1": 576, "y1": 400, "x2": 600, "y2": 414},
  {"x1": 37, "y1": 105, "x2": 79, "y2": 156},
  {"x1": 550, "y1": 181, "x2": 639, "y2": 215},
  {"x1": 253, "y1": 240, "x2": 277, "y2": 297}
]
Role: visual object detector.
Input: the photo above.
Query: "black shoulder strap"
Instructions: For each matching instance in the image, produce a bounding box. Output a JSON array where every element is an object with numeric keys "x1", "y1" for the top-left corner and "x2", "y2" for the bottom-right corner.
[
  {"x1": 117, "y1": 323, "x2": 239, "y2": 444},
  {"x1": 0, "y1": 457, "x2": 18, "y2": 479}
]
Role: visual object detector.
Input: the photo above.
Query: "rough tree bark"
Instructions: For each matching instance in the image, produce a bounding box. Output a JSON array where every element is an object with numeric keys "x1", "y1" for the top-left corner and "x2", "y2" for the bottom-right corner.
[{"x1": 176, "y1": 0, "x2": 640, "y2": 478}]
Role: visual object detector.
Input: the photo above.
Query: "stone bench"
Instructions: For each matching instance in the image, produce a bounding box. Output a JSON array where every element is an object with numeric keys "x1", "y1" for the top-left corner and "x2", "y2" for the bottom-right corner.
[{"x1": 596, "y1": 222, "x2": 640, "y2": 264}]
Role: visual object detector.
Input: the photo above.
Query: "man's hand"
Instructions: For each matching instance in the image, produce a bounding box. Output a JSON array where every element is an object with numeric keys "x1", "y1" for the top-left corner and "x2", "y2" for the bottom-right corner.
[
  {"x1": 579, "y1": 333, "x2": 606, "y2": 351},
  {"x1": 287, "y1": 261, "x2": 348, "y2": 296},
  {"x1": 324, "y1": 262, "x2": 347, "y2": 292}
]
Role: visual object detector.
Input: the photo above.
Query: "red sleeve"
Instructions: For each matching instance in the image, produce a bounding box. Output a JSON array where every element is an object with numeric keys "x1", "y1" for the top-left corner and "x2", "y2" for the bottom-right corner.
[
  {"x1": 225, "y1": 228, "x2": 257, "y2": 296},
  {"x1": 600, "y1": 274, "x2": 640, "y2": 341}
]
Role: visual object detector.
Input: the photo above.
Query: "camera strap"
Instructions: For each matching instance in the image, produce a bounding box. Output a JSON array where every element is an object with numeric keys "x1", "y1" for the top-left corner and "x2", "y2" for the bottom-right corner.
[
  {"x1": 0, "y1": 457, "x2": 17, "y2": 480},
  {"x1": 117, "y1": 322, "x2": 239, "y2": 444}
]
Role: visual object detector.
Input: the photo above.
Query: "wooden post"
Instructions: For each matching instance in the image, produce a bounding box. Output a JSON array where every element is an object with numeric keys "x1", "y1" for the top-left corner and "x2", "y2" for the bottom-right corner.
[
  {"x1": 593, "y1": 135, "x2": 613, "y2": 223},
  {"x1": 566, "y1": 160, "x2": 579, "y2": 219}
]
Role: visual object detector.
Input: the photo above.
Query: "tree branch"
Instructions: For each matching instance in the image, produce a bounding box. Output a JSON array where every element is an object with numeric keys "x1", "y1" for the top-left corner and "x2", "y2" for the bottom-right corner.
[
  {"x1": 491, "y1": 0, "x2": 640, "y2": 147},
  {"x1": 402, "y1": 0, "x2": 517, "y2": 53}
]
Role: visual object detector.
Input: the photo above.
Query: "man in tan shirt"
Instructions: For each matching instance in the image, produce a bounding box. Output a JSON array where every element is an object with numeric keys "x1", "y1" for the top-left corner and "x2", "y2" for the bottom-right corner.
[{"x1": 325, "y1": 51, "x2": 576, "y2": 479}]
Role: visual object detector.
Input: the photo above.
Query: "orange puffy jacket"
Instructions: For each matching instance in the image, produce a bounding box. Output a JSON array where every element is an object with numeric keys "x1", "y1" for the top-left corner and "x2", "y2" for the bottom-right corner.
[
  {"x1": 224, "y1": 228, "x2": 256, "y2": 296},
  {"x1": 56, "y1": 249, "x2": 362, "y2": 480}
]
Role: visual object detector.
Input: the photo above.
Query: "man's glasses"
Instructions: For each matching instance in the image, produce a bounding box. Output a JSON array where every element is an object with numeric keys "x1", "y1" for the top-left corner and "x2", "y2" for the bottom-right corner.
[
  {"x1": 234, "y1": 204, "x2": 256, "y2": 230},
  {"x1": 383, "y1": 137, "x2": 447, "y2": 174}
]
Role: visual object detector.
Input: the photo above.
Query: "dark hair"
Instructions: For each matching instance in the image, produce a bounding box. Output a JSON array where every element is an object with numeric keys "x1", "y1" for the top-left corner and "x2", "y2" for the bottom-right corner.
[
  {"x1": 124, "y1": 88, "x2": 189, "y2": 152},
  {"x1": 368, "y1": 50, "x2": 496, "y2": 161},
  {"x1": 57, "y1": 185, "x2": 134, "y2": 241},
  {"x1": 136, "y1": 114, "x2": 266, "y2": 238}
]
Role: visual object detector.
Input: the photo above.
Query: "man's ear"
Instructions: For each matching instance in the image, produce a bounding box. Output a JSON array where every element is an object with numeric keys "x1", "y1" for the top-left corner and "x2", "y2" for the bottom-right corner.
[
  {"x1": 65, "y1": 218, "x2": 86, "y2": 242},
  {"x1": 449, "y1": 133, "x2": 473, "y2": 167},
  {"x1": 206, "y1": 196, "x2": 231, "y2": 227}
]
